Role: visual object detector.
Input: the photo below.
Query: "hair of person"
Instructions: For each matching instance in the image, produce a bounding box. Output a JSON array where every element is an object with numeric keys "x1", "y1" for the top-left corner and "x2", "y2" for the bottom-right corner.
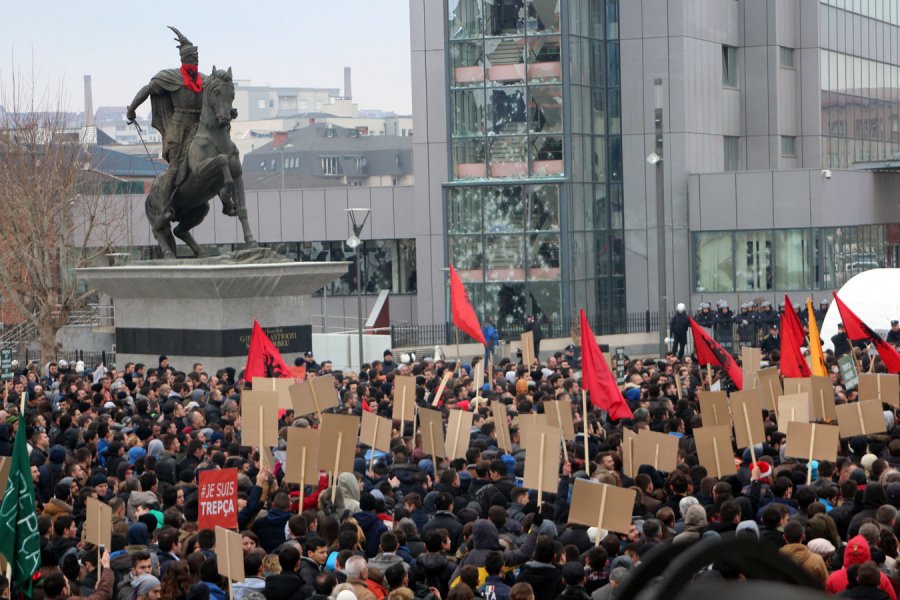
[
  {"x1": 510, "y1": 582, "x2": 535, "y2": 600},
  {"x1": 277, "y1": 545, "x2": 301, "y2": 572},
  {"x1": 782, "y1": 520, "x2": 804, "y2": 544},
  {"x1": 533, "y1": 535, "x2": 556, "y2": 563},
  {"x1": 244, "y1": 549, "x2": 265, "y2": 577},
  {"x1": 345, "y1": 555, "x2": 368, "y2": 579}
]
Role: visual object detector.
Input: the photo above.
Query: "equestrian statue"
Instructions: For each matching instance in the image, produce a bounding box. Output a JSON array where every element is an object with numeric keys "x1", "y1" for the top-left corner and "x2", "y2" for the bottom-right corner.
[{"x1": 126, "y1": 26, "x2": 256, "y2": 258}]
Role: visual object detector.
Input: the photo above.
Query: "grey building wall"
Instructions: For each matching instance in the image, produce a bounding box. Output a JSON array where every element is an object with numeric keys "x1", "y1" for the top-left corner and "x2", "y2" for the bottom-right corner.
[{"x1": 410, "y1": 0, "x2": 451, "y2": 325}]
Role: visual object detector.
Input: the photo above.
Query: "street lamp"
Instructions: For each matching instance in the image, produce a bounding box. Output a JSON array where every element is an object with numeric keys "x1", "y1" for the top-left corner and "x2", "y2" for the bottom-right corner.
[
  {"x1": 345, "y1": 207, "x2": 371, "y2": 371},
  {"x1": 651, "y1": 78, "x2": 667, "y2": 357},
  {"x1": 279, "y1": 142, "x2": 294, "y2": 190}
]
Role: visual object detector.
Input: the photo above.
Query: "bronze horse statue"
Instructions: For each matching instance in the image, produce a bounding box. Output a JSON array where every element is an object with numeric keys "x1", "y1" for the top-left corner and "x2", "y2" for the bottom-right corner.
[{"x1": 145, "y1": 66, "x2": 256, "y2": 257}]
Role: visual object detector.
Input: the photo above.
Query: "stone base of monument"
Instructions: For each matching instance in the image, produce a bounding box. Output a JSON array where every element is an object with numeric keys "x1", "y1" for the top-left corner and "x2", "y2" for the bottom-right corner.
[{"x1": 76, "y1": 250, "x2": 349, "y2": 370}]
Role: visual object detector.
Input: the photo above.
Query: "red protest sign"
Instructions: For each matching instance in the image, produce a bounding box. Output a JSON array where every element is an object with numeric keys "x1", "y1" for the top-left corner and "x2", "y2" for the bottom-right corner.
[{"x1": 199, "y1": 468, "x2": 239, "y2": 531}]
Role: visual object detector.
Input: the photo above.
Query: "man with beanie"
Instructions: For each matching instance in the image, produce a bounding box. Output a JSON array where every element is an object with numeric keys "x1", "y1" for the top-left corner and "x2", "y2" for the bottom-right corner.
[
  {"x1": 826, "y1": 536, "x2": 897, "y2": 599},
  {"x1": 673, "y1": 504, "x2": 707, "y2": 545},
  {"x1": 131, "y1": 574, "x2": 162, "y2": 600},
  {"x1": 558, "y1": 562, "x2": 591, "y2": 600}
]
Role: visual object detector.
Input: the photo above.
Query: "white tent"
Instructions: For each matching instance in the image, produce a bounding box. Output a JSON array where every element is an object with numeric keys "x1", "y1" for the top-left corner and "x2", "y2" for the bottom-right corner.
[{"x1": 821, "y1": 268, "x2": 900, "y2": 351}]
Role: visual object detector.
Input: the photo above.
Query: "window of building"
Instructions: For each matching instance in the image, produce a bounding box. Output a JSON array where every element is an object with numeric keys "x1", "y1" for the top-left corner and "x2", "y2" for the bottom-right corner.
[
  {"x1": 722, "y1": 45, "x2": 738, "y2": 87},
  {"x1": 779, "y1": 46, "x2": 795, "y2": 68},
  {"x1": 735, "y1": 231, "x2": 772, "y2": 291},
  {"x1": 781, "y1": 135, "x2": 797, "y2": 156},
  {"x1": 695, "y1": 232, "x2": 734, "y2": 292},
  {"x1": 724, "y1": 136, "x2": 739, "y2": 171},
  {"x1": 321, "y1": 157, "x2": 340, "y2": 175},
  {"x1": 257, "y1": 99, "x2": 266, "y2": 109}
]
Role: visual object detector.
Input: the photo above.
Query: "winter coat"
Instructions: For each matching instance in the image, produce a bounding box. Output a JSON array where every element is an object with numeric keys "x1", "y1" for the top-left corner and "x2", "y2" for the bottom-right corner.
[
  {"x1": 422, "y1": 511, "x2": 464, "y2": 553},
  {"x1": 515, "y1": 561, "x2": 565, "y2": 600},
  {"x1": 346, "y1": 578, "x2": 378, "y2": 600},
  {"x1": 252, "y1": 508, "x2": 293, "y2": 553},
  {"x1": 45, "y1": 568, "x2": 114, "y2": 600},
  {"x1": 559, "y1": 586, "x2": 592, "y2": 600},
  {"x1": 263, "y1": 571, "x2": 307, "y2": 600},
  {"x1": 410, "y1": 553, "x2": 455, "y2": 599},
  {"x1": 779, "y1": 543, "x2": 828, "y2": 586},
  {"x1": 478, "y1": 575, "x2": 511, "y2": 600},
  {"x1": 452, "y1": 520, "x2": 537, "y2": 583},
  {"x1": 354, "y1": 510, "x2": 389, "y2": 559},
  {"x1": 844, "y1": 586, "x2": 892, "y2": 600},
  {"x1": 826, "y1": 536, "x2": 897, "y2": 600},
  {"x1": 232, "y1": 577, "x2": 266, "y2": 600},
  {"x1": 42, "y1": 497, "x2": 73, "y2": 522}
]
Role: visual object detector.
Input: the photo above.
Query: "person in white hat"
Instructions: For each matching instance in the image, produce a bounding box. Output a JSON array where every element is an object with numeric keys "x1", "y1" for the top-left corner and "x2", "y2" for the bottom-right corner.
[{"x1": 669, "y1": 303, "x2": 690, "y2": 359}]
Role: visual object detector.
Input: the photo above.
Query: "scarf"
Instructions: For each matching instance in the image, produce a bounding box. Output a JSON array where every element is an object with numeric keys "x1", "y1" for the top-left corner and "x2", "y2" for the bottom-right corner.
[{"x1": 180, "y1": 64, "x2": 203, "y2": 93}]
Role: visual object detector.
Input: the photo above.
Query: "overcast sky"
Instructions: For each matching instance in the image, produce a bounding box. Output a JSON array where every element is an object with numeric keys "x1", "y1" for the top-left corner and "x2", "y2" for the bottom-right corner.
[{"x1": 1, "y1": 0, "x2": 412, "y2": 116}]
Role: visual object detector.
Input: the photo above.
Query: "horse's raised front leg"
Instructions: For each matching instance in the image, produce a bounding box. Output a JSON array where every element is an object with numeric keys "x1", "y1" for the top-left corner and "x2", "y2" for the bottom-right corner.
[{"x1": 231, "y1": 175, "x2": 257, "y2": 247}]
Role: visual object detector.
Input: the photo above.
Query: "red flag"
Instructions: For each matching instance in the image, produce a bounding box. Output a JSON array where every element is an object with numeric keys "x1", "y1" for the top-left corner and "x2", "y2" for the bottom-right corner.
[
  {"x1": 450, "y1": 265, "x2": 488, "y2": 346},
  {"x1": 580, "y1": 310, "x2": 632, "y2": 420},
  {"x1": 780, "y1": 298, "x2": 811, "y2": 378},
  {"x1": 833, "y1": 292, "x2": 900, "y2": 373},
  {"x1": 244, "y1": 320, "x2": 293, "y2": 383},
  {"x1": 689, "y1": 318, "x2": 744, "y2": 389}
]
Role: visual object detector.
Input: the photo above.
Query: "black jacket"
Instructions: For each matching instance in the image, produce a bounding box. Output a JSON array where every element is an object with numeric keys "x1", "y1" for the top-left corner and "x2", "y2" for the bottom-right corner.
[
  {"x1": 832, "y1": 332, "x2": 852, "y2": 358},
  {"x1": 263, "y1": 571, "x2": 306, "y2": 600},
  {"x1": 298, "y1": 557, "x2": 321, "y2": 597},
  {"x1": 410, "y1": 553, "x2": 454, "y2": 600},
  {"x1": 422, "y1": 511, "x2": 464, "y2": 553},
  {"x1": 515, "y1": 561, "x2": 564, "y2": 600},
  {"x1": 669, "y1": 313, "x2": 690, "y2": 337}
]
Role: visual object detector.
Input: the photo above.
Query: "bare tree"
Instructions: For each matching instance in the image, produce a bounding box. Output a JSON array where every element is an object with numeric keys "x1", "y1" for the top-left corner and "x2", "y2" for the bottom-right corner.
[{"x1": 0, "y1": 69, "x2": 128, "y2": 365}]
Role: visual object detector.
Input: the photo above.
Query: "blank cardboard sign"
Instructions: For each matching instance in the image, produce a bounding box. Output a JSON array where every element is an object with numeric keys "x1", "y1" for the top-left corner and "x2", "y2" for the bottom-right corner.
[
  {"x1": 418, "y1": 408, "x2": 446, "y2": 459},
  {"x1": 783, "y1": 378, "x2": 812, "y2": 397},
  {"x1": 544, "y1": 400, "x2": 577, "y2": 441},
  {"x1": 215, "y1": 526, "x2": 245, "y2": 583},
  {"x1": 622, "y1": 428, "x2": 637, "y2": 478},
  {"x1": 393, "y1": 376, "x2": 418, "y2": 422},
  {"x1": 835, "y1": 400, "x2": 887, "y2": 438},
  {"x1": 757, "y1": 369, "x2": 783, "y2": 412},
  {"x1": 253, "y1": 377, "x2": 294, "y2": 410},
  {"x1": 431, "y1": 371, "x2": 453, "y2": 407},
  {"x1": 289, "y1": 375, "x2": 339, "y2": 416},
  {"x1": 521, "y1": 331, "x2": 535, "y2": 367},
  {"x1": 361, "y1": 411, "x2": 392, "y2": 454},
  {"x1": 698, "y1": 391, "x2": 730, "y2": 427},
  {"x1": 569, "y1": 478, "x2": 636, "y2": 535},
  {"x1": 694, "y1": 425, "x2": 736, "y2": 478},
  {"x1": 319, "y1": 414, "x2": 359, "y2": 475},
  {"x1": 284, "y1": 428, "x2": 320, "y2": 485},
  {"x1": 858, "y1": 374, "x2": 900, "y2": 407},
  {"x1": 519, "y1": 413, "x2": 550, "y2": 449},
  {"x1": 778, "y1": 393, "x2": 811, "y2": 425},
  {"x1": 241, "y1": 390, "x2": 279, "y2": 448},
  {"x1": 633, "y1": 430, "x2": 679, "y2": 473},
  {"x1": 84, "y1": 498, "x2": 112, "y2": 548},
  {"x1": 523, "y1": 424, "x2": 562, "y2": 494},
  {"x1": 809, "y1": 376, "x2": 837, "y2": 422},
  {"x1": 742, "y1": 347, "x2": 762, "y2": 389},
  {"x1": 785, "y1": 422, "x2": 840, "y2": 462},
  {"x1": 446, "y1": 410, "x2": 474, "y2": 460},
  {"x1": 730, "y1": 390, "x2": 765, "y2": 450},
  {"x1": 492, "y1": 401, "x2": 512, "y2": 453}
]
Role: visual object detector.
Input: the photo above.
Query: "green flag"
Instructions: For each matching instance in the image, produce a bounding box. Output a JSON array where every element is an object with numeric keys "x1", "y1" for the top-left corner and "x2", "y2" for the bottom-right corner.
[{"x1": 0, "y1": 416, "x2": 40, "y2": 598}]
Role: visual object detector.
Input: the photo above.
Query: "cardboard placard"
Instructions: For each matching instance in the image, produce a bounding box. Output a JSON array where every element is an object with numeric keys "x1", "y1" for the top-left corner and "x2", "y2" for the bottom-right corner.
[
  {"x1": 785, "y1": 421, "x2": 840, "y2": 462},
  {"x1": 253, "y1": 377, "x2": 294, "y2": 410},
  {"x1": 241, "y1": 390, "x2": 279, "y2": 448},
  {"x1": 284, "y1": 428, "x2": 320, "y2": 485},
  {"x1": 289, "y1": 375, "x2": 339, "y2": 416},
  {"x1": 698, "y1": 391, "x2": 730, "y2": 427},
  {"x1": 361, "y1": 411, "x2": 392, "y2": 454},
  {"x1": 633, "y1": 430, "x2": 679, "y2": 473},
  {"x1": 198, "y1": 468, "x2": 239, "y2": 531},
  {"x1": 215, "y1": 526, "x2": 245, "y2": 583},
  {"x1": 446, "y1": 409, "x2": 475, "y2": 460},
  {"x1": 835, "y1": 400, "x2": 887, "y2": 438},
  {"x1": 418, "y1": 407, "x2": 446, "y2": 459},
  {"x1": 778, "y1": 393, "x2": 811, "y2": 425},
  {"x1": 730, "y1": 389, "x2": 765, "y2": 450},
  {"x1": 694, "y1": 425, "x2": 736, "y2": 478},
  {"x1": 393, "y1": 375, "x2": 417, "y2": 422},
  {"x1": 757, "y1": 369, "x2": 783, "y2": 412},
  {"x1": 523, "y1": 424, "x2": 562, "y2": 494},
  {"x1": 517, "y1": 412, "x2": 549, "y2": 447},
  {"x1": 84, "y1": 497, "x2": 112, "y2": 548},
  {"x1": 858, "y1": 374, "x2": 900, "y2": 407},
  {"x1": 569, "y1": 478, "x2": 636, "y2": 535},
  {"x1": 521, "y1": 331, "x2": 535, "y2": 367},
  {"x1": 259, "y1": 446, "x2": 275, "y2": 473},
  {"x1": 544, "y1": 399, "x2": 577, "y2": 441},
  {"x1": 742, "y1": 347, "x2": 762, "y2": 389},
  {"x1": 473, "y1": 361, "x2": 485, "y2": 398},
  {"x1": 622, "y1": 428, "x2": 637, "y2": 478},
  {"x1": 810, "y1": 376, "x2": 837, "y2": 422},
  {"x1": 431, "y1": 371, "x2": 453, "y2": 407},
  {"x1": 783, "y1": 378, "x2": 812, "y2": 397},
  {"x1": 492, "y1": 401, "x2": 512, "y2": 453},
  {"x1": 318, "y1": 414, "x2": 359, "y2": 475}
]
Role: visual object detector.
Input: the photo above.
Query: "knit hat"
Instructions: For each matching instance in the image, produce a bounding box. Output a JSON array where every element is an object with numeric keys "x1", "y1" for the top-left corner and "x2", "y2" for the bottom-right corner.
[
  {"x1": 807, "y1": 538, "x2": 836, "y2": 557},
  {"x1": 127, "y1": 522, "x2": 150, "y2": 546},
  {"x1": 735, "y1": 520, "x2": 759, "y2": 540},
  {"x1": 679, "y1": 496, "x2": 699, "y2": 516},
  {"x1": 335, "y1": 592, "x2": 357, "y2": 600},
  {"x1": 132, "y1": 574, "x2": 160, "y2": 597},
  {"x1": 89, "y1": 473, "x2": 108, "y2": 488},
  {"x1": 861, "y1": 453, "x2": 878, "y2": 475},
  {"x1": 754, "y1": 461, "x2": 773, "y2": 485},
  {"x1": 684, "y1": 504, "x2": 707, "y2": 529}
]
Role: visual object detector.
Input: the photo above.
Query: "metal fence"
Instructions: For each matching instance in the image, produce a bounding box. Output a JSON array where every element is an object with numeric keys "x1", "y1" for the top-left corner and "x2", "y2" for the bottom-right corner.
[
  {"x1": 391, "y1": 311, "x2": 660, "y2": 348},
  {"x1": 12, "y1": 349, "x2": 116, "y2": 371}
]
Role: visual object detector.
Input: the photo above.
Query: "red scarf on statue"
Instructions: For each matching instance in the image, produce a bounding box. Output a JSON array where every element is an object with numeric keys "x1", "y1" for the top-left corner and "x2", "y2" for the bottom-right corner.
[{"x1": 180, "y1": 64, "x2": 203, "y2": 93}]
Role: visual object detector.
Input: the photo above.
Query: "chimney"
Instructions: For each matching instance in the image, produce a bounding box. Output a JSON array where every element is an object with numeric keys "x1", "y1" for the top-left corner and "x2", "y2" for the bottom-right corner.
[
  {"x1": 83, "y1": 75, "x2": 94, "y2": 127},
  {"x1": 343, "y1": 67, "x2": 352, "y2": 100}
]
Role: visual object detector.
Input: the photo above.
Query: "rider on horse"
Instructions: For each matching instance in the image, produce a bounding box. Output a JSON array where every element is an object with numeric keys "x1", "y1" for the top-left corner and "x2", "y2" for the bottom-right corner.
[{"x1": 126, "y1": 27, "x2": 235, "y2": 228}]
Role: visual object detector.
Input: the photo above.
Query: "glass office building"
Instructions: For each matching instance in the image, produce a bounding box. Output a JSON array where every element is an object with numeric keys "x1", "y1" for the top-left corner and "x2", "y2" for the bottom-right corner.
[{"x1": 445, "y1": 0, "x2": 622, "y2": 331}]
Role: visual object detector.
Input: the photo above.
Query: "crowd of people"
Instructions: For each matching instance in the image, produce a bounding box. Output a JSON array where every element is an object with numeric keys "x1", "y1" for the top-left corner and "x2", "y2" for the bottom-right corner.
[{"x1": 0, "y1": 328, "x2": 899, "y2": 600}]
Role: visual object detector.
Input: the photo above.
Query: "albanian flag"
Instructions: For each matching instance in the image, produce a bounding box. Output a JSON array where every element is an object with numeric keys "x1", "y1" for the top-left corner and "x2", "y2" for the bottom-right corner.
[
  {"x1": 780, "y1": 297, "x2": 812, "y2": 378},
  {"x1": 689, "y1": 317, "x2": 744, "y2": 389},
  {"x1": 580, "y1": 309, "x2": 632, "y2": 420},
  {"x1": 450, "y1": 265, "x2": 488, "y2": 346},
  {"x1": 833, "y1": 292, "x2": 900, "y2": 373},
  {"x1": 244, "y1": 320, "x2": 292, "y2": 382}
]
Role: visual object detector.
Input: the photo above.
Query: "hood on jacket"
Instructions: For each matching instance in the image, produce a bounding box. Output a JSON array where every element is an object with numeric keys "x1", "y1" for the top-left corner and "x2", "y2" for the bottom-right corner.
[
  {"x1": 127, "y1": 523, "x2": 150, "y2": 546},
  {"x1": 418, "y1": 552, "x2": 450, "y2": 573},
  {"x1": 49, "y1": 445, "x2": 67, "y2": 464},
  {"x1": 338, "y1": 472, "x2": 361, "y2": 502},
  {"x1": 353, "y1": 510, "x2": 381, "y2": 530},
  {"x1": 861, "y1": 483, "x2": 887, "y2": 509},
  {"x1": 472, "y1": 519, "x2": 504, "y2": 551},
  {"x1": 844, "y1": 535, "x2": 872, "y2": 567}
]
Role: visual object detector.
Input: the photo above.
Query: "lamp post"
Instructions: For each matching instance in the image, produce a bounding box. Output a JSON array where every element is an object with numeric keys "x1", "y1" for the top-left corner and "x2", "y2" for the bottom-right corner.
[
  {"x1": 279, "y1": 143, "x2": 294, "y2": 190},
  {"x1": 650, "y1": 78, "x2": 667, "y2": 357},
  {"x1": 345, "y1": 208, "x2": 371, "y2": 371}
]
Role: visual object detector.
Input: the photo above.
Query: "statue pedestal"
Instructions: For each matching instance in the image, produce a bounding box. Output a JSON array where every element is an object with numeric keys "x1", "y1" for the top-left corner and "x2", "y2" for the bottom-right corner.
[{"x1": 76, "y1": 255, "x2": 349, "y2": 370}]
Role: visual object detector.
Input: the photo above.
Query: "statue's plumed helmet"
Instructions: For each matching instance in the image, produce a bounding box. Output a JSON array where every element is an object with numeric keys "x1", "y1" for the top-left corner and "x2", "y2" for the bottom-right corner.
[{"x1": 168, "y1": 26, "x2": 198, "y2": 64}]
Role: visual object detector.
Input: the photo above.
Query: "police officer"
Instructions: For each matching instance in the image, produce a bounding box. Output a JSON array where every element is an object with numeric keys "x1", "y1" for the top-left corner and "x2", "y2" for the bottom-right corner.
[
  {"x1": 714, "y1": 300, "x2": 736, "y2": 351},
  {"x1": 814, "y1": 299, "x2": 829, "y2": 330},
  {"x1": 760, "y1": 324, "x2": 780, "y2": 356},
  {"x1": 695, "y1": 302, "x2": 716, "y2": 329},
  {"x1": 757, "y1": 301, "x2": 779, "y2": 333},
  {"x1": 737, "y1": 302, "x2": 757, "y2": 347},
  {"x1": 887, "y1": 320, "x2": 900, "y2": 346},
  {"x1": 669, "y1": 303, "x2": 690, "y2": 359}
]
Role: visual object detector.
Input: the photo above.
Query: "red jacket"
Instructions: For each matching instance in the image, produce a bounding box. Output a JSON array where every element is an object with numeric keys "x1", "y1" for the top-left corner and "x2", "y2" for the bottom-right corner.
[{"x1": 825, "y1": 536, "x2": 897, "y2": 600}]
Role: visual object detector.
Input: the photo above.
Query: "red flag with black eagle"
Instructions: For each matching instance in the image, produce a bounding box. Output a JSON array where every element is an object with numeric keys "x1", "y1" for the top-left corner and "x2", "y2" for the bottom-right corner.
[
  {"x1": 244, "y1": 320, "x2": 293, "y2": 383},
  {"x1": 689, "y1": 317, "x2": 744, "y2": 389}
]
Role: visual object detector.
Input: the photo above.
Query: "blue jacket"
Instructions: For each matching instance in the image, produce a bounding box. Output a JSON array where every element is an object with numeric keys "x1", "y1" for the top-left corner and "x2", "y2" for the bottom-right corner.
[
  {"x1": 483, "y1": 325, "x2": 500, "y2": 347},
  {"x1": 478, "y1": 575, "x2": 511, "y2": 600},
  {"x1": 354, "y1": 510, "x2": 389, "y2": 559},
  {"x1": 252, "y1": 507, "x2": 293, "y2": 553}
]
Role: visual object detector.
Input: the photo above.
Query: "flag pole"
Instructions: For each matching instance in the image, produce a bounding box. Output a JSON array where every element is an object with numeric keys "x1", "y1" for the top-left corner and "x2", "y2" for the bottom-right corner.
[
  {"x1": 582, "y1": 390, "x2": 590, "y2": 472},
  {"x1": 455, "y1": 328, "x2": 462, "y2": 379}
]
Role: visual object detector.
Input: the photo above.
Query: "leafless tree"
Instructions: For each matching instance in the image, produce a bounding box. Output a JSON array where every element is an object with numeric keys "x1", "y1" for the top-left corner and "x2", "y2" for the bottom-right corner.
[{"x1": 0, "y1": 68, "x2": 128, "y2": 364}]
